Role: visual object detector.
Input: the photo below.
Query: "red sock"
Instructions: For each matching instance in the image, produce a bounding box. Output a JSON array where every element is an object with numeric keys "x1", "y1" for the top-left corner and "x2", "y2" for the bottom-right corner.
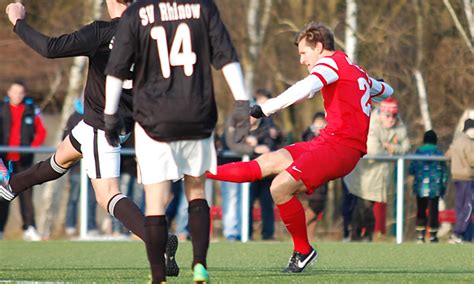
[
  {"x1": 277, "y1": 196, "x2": 311, "y2": 254},
  {"x1": 206, "y1": 160, "x2": 262, "y2": 183}
]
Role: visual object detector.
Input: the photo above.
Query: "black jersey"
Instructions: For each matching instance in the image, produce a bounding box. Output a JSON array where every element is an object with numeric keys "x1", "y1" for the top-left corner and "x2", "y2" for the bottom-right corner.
[
  {"x1": 106, "y1": 0, "x2": 238, "y2": 142},
  {"x1": 14, "y1": 19, "x2": 133, "y2": 131}
]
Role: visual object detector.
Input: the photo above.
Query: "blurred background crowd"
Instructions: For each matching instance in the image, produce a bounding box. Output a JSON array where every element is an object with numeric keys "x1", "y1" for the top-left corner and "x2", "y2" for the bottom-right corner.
[{"x1": 0, "y1": 0, "x2": 472, "y2": 243}]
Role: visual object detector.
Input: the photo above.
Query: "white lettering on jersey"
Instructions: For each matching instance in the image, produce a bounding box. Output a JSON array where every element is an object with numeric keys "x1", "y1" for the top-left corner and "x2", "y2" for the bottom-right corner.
[
  {"x1": 109, "y1": 36, "x2": 115, "y2": 50},
  {"x1": 122, "y1": 64, "x2": 135, "y2": 90},
  {"x1": 159, "y1": 2, "x2": 200, "y2": 22},
  {"x1": 140, "y1": 4, "x2": 155, "y2": 26}
]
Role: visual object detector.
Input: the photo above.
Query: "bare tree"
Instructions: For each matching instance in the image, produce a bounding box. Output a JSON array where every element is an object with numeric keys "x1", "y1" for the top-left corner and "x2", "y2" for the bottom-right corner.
[
  {"x1": 40, "y1": 0, "x2": 104, "y2": 238},
  {"x1": 345, "y1": 0, "x2": 357, "y2": 61},
  {"x1": 443, "y1": 0, "x2": 473, "y2": 52},
  {"x1": 413, "y1": 0, "x2": 432, "y2": 131},
  {"x1": 244, "y1": 0, "x2": 272, "y2": 95}
]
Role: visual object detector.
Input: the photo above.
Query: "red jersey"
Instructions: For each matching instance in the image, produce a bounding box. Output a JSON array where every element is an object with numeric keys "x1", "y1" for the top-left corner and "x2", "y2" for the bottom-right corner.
[{"x1": 313, "y1": 51, "x2": 371, "y2": 153}]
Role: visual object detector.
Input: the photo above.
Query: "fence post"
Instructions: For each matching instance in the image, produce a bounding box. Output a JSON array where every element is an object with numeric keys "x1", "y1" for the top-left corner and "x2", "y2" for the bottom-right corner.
[
  {"x1": 79, "y1": 159, "x2": 88, "y2": 239},
  {"x1": 241, "y1": 155, "x2": 250, "y2": 243},
  {"x1": 396, "y1": 157, "x2": 405, "y2": 244}
]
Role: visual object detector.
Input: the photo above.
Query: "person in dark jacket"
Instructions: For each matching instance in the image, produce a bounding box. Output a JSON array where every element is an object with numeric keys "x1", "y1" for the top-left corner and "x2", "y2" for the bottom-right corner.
[
  {"x1": 221, "y1": 111, "x2": 283, "y2": 240},
  {"x1": 0, "y1": 81, "x2": 46, "y2": 241},
  {"x1": 408, "y1": 130, "x2": 448, "y2": 243}
]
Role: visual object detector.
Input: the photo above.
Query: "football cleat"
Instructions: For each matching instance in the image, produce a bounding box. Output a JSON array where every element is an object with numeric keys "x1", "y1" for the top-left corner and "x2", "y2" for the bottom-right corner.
[
  {"x1": 165, "y1": 233, "x2": 180, "y2": 277},
  {"x1": 282, "y1": 247, "x2": 318, "y2": 273},
  {"x1": 0, "y1": 159, "x2": 15, "y2": 201},
  {"x1": 193, "y1": 263, "x2": 209, "y2": 284}
]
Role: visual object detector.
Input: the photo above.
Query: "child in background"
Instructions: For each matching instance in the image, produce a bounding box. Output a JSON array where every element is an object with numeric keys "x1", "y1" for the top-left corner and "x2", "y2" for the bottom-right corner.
[{"x1": 409, "y1": 130, "x2": 448, "y2": 243}]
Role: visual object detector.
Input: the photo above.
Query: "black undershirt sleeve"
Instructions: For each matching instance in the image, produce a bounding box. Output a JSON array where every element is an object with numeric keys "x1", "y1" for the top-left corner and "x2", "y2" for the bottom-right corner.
[{"x1": 14, "y1": 19, "x2": 100, "y2": 58}]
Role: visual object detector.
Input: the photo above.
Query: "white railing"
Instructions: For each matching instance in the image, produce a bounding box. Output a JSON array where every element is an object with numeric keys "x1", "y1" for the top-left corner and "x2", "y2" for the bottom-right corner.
[{"x1": 0, "y1": 146, "x2": 448, "y2": 243}]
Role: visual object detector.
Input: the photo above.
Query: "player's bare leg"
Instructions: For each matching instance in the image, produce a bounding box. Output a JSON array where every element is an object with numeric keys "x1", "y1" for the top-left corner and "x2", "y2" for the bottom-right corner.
[
  {"x1": 270, "y1": 171, "x2": 318, "y2": 273},
  {"x1": 184, "y1": 174, "x2": 210, "y2": 284},
  {"x1": 143, "y1": 181, "x2": 171, "y2": 283}
]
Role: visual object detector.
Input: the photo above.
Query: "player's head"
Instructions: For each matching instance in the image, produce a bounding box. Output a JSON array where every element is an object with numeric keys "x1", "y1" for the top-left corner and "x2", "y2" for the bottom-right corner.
[
  {"x1": 463, "y1": 118, "x2": 474, "y2": 137},
  {"x1": 379, "y1": 98, "x2": 399, "y2": 128},
  {"x1": 254, "y1": 88, "x2": 272, "y2": 105},
  {"x1": 105, "y1": 0, "x2": 132, "y2": 18},
  {"x1": 295, "y1": 23, "x2": 335, "y2": 71},
  {"x1": 311, "y1": 111, "x2": 327, "y2": 134},
  {"x1": 7, "y1": 80, "x2": 26, "y2": 106}
]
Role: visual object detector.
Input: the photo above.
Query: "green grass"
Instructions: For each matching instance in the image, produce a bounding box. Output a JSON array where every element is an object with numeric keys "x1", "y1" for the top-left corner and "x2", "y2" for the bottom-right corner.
[{"x1": 0, "y1": 241, "x2": 473, "y2": 283}]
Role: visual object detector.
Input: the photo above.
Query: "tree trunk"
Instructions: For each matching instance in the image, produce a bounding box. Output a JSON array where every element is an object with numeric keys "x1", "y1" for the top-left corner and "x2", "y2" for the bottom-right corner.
[
  {"x1": 345, "y1": 0, "x2": 357, "y2": 61},
  {"x1": 245, "y1": 0, "x2": 272, "y2": 95},
  {"x1": 413, "y1": 0, "x2": 432, "y2": 131},
  {"x1": 464, "y1": 0, "x2": 474, "y2": 37},
  {"x1": 39, "y1": 0, "x2": 104, "y2": 238},
  {"x1": 443, "y1": 0, "x2": 473, "y2": 52}
]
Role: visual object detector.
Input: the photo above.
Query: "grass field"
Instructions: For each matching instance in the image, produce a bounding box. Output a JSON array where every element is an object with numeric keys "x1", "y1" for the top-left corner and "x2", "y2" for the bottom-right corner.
[{"x1": 0, "y1": 240, "x2": 473, "y2": 283}]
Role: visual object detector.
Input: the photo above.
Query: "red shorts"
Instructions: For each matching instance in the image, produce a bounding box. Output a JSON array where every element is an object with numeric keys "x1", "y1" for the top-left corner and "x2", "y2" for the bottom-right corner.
[{"x1": 285, "y1": 137, "x2": 361, "y2": 194}]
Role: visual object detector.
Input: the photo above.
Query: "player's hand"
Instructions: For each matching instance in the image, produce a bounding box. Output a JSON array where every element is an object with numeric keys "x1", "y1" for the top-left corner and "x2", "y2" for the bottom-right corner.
[
  {"x1": 104, "y1": 113, "x2": 124, "y2": 147},
  {"x1": 250, "y1": 105, "x2": 265, "y2": 119},
  {"x1": 6, "y1": 3, "x2": 25, "y2": 26},
  {"x1": 231, "y1": 100, "x2": 250, "y2": 143}
]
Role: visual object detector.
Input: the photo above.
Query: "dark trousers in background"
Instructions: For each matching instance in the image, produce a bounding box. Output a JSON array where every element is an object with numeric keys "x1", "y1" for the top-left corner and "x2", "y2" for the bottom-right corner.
[
  {"x1": 342, "y1": 182, "x2": 357, "y2": 239},
  {"x1": 0, "y1": 161, "x2": 36, "y2": 231},
  {"x1": 453, "y1": 180, "x2": 473, "y2": 238},
  {"x1": 351, "y1": 196, "x2": 375, "y2": 241},
  {"x1": 416, "y1": 196, "x2": 439, "y2": 230},
  {"x1": 249, "y1": 177, "x2": 274, "y2": 240}
]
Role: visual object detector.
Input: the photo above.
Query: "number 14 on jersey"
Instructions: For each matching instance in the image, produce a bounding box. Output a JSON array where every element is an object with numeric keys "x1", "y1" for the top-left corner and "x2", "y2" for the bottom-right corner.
[{"x1": 150, "y1": 23, "x2": 197, "y2": 79}]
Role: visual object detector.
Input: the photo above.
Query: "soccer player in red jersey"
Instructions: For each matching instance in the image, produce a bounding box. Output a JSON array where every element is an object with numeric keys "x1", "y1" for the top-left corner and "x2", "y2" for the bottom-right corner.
[{"x1": 207, "y1": 22, "x2": 394, "y2": 273}]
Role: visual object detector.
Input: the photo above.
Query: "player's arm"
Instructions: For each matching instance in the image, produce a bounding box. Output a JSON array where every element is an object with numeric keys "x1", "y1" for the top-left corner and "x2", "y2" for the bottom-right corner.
[
  {"x1": 368, "y1": 77, "x2": 394, "y2": 103},
  {"x1": 255, "y1": 59, "x2": 339, "y2": 117},
  {"x1": 207, "y1": 1, "x2": 252, "y2": 142},
  {"x1": 221, "y1": 62, "x2": 253, "y2": 142},
  {"x1": 104, "y1": 8, "x2": 136, "y2": 147},
  {"x1": 7, "y1": 3, "x2": 101, "y2": 58}
]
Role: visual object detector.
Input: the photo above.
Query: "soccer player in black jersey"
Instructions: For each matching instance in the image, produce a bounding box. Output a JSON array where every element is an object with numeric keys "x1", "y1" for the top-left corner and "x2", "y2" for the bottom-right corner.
[
  {"x1": 1, "y1": 1, "x2": 179, "y2": 277},
  {"x1": 104, "y1": 0, "x2": 251, "y2": 283}
]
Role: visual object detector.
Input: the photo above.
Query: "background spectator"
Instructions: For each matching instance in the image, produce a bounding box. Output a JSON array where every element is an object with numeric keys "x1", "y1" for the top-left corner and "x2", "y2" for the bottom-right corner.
[
  {"x1": 248, "y1": 89, "x2": 284, "y2": 240},
  {"x1": 0, "y1": 80, "x2": 46, "y2": 241},
  {"x1": 447, "y1": 119, "x2": 474, "y2": 244},
  {"x1": 344, "y1": 98, "x2": 410, "y2": 241},
  {"x1": 63, "y1": 99, "x2": 98, "y2": 237},
  {"x1": 408, "y1": 130, "x2": 448, "y2": 243},
  {"x1": 219, "y1": 92, "x2": 283, "y2": 240},
  {"x1": 301, "y1": 112, "x2": 326, "y2": 141}
]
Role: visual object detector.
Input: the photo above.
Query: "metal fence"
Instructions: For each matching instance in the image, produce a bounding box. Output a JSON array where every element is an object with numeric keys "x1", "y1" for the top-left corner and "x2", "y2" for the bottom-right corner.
[{"x1": 0, "y1": 146, "x2": 449, "y2": 243}]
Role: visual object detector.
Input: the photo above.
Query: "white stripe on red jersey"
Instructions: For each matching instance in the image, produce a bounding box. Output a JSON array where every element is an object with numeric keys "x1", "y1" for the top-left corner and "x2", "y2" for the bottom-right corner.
[
  {"x1": 311, "y1": 64, "x2": 339, "y2": 87},
  {"x1": 368, "y1": 77, "x2": 393, "y2": 102}
]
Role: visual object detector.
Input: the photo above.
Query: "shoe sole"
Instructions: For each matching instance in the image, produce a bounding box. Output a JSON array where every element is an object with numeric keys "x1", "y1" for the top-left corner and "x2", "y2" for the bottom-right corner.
[{"x1": 165, "y1": 234, "x2": 180, "y2": 277}]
